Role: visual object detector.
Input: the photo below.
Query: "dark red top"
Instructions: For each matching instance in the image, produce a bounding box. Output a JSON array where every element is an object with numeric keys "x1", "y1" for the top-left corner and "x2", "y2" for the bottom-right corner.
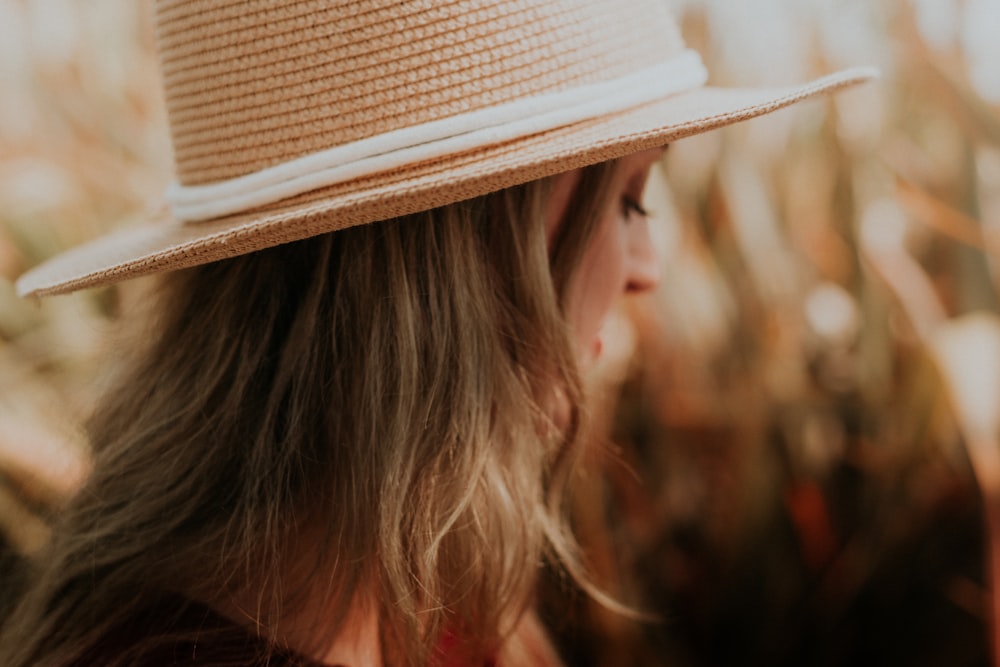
[
  {"x1": 67, "y1": 595, "x2": 496, "y2": 666},
  {"x1": 68, "y1": 595, "x2": 326, "y2": 666}
]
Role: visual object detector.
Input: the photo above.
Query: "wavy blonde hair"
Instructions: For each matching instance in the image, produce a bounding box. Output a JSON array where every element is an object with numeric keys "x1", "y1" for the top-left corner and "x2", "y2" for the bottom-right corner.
[{"x1": 0, "y1": 161, "x2": 618, "y2": 666}]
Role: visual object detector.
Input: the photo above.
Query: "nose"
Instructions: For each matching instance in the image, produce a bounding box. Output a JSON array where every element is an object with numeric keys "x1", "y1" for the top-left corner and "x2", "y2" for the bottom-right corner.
[{"x1": 626, "y1": 217, "x2": 662, "y2": 293}]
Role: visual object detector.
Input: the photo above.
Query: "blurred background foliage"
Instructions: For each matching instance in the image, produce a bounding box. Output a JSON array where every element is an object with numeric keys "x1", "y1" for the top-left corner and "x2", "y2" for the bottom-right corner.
[
  {"x1": 2, "y1": 1, "x2": 1000, "y2": 665},
  {"x1": 545, "y1": 1, "x2": 1000, "y2": 665}
]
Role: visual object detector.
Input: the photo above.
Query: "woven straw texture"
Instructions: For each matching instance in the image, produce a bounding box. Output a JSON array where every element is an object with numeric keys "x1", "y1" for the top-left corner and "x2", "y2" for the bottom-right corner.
[
  {"x1": 158, "y1": 0, "x2": 681, "y2": 185},
  {"x1": 17, "y1": 0, "x2": 876, "y2": 296}
]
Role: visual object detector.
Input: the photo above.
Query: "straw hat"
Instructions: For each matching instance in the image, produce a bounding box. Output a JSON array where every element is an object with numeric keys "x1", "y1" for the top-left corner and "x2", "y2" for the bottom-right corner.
[{"x1": 17, "y1": 0, "x2": 875, "y2": 297}]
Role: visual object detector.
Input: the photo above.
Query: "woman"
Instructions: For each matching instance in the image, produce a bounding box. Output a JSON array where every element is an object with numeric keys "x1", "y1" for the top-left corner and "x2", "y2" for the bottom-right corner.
[{"x1": 3, "y1": 0, "x2": 874, "y2": 665}]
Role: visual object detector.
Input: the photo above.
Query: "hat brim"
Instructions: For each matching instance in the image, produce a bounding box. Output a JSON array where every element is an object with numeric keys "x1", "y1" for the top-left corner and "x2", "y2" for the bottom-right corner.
[{"x1": 17, "y1": 67, "x2": 876, "y2": 297}]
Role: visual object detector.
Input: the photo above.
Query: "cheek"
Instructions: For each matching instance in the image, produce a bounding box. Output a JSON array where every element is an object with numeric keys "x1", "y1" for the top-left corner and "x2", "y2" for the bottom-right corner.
[{"x1": 567, "y1": 217, "x2": 629, "y2": 354}]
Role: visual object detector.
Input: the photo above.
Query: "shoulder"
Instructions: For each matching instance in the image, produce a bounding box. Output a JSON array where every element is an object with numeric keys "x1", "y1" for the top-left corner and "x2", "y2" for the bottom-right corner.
[{"x1": 67, "y1": 595, "x2": 323, "y2": 667}]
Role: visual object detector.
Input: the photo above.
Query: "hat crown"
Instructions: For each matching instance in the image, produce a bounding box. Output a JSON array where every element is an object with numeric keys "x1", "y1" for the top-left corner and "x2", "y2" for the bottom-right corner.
[{"x1": 155, "y1": 0, "x2": 686, "y2": 187}]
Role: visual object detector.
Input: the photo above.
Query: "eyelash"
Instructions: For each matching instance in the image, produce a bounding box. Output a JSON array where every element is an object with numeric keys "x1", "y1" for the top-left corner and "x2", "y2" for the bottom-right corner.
[{"x1": 622, "y1": 196, "x2": 650, "y2": 219}]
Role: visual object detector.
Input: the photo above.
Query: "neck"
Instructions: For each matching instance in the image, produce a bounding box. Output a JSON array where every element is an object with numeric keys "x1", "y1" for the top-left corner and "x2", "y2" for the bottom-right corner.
[{"x1": 209, "y1": 579, "x2": 382, "y2": 667}]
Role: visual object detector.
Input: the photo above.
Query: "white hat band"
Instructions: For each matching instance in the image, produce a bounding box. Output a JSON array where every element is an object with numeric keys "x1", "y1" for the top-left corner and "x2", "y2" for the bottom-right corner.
[{"x1": 167, "y1": 49, "x2": 708, "y2": 223}]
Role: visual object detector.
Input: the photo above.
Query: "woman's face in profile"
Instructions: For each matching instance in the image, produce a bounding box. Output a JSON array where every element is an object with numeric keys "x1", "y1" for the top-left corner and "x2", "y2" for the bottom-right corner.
[{"x1": 546, "y1": 147, "x2": 664, "y2": 368}]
